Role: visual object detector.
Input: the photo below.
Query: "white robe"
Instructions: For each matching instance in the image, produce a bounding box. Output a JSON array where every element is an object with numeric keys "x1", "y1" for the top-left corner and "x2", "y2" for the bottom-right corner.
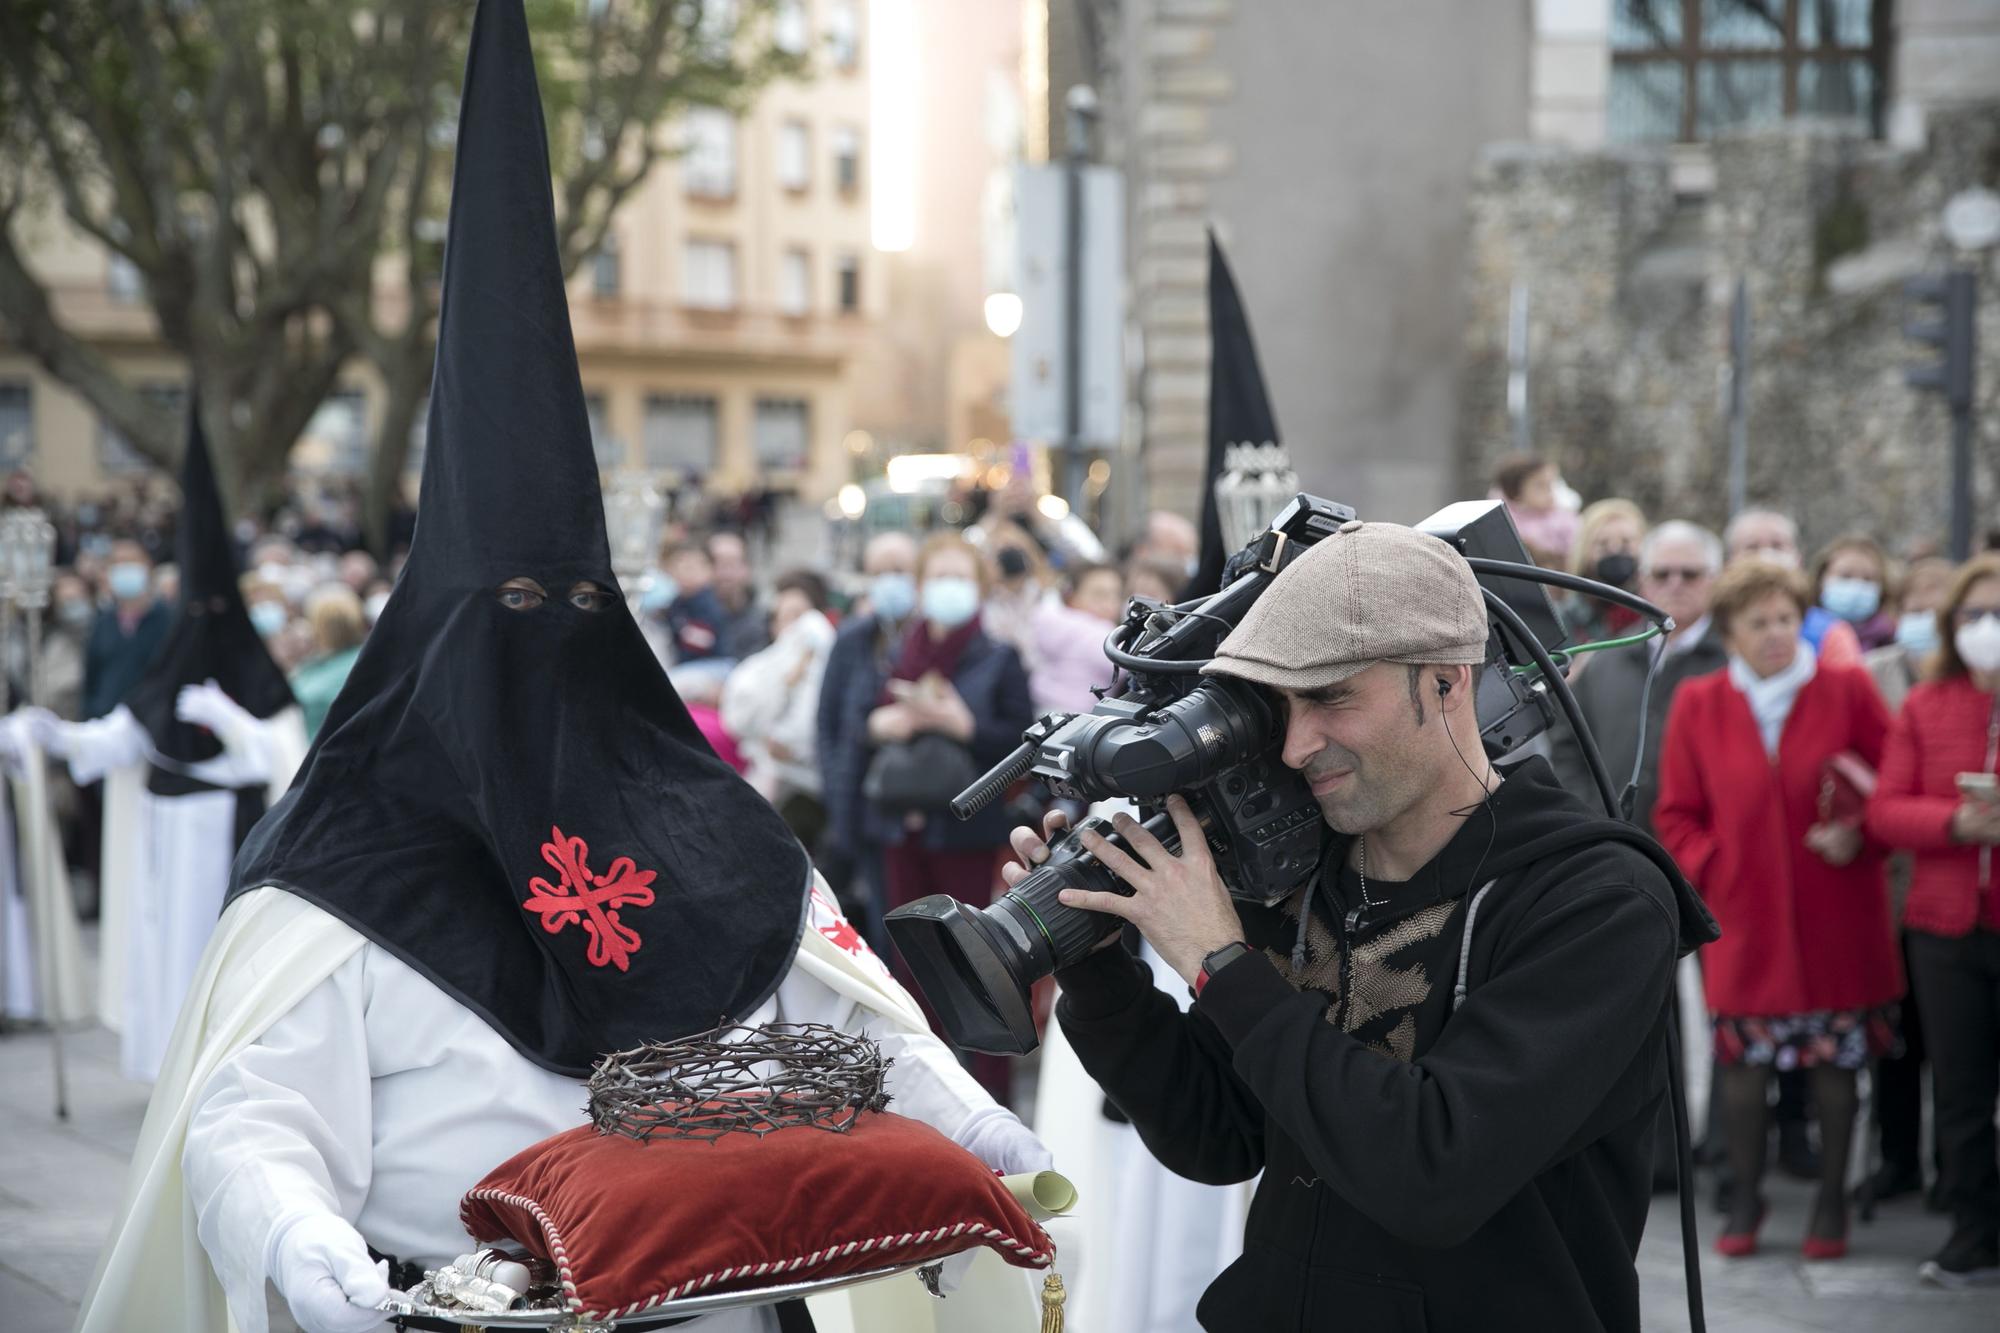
[
  {"x1": 61, "y1": 704, "x2": 308, "y2": 1080},
  {"x1": 79, "y1": 881, "x2": 1055, "y2": 1333},
  {"x1": 0, "y1": 732, "x2": 93, "y2": 1024}
]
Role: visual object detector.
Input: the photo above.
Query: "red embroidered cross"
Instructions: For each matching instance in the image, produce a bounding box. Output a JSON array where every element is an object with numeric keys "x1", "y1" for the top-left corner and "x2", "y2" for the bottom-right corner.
[{"x1": 521, "y1": 826, "x2": 657, "y2": 972}]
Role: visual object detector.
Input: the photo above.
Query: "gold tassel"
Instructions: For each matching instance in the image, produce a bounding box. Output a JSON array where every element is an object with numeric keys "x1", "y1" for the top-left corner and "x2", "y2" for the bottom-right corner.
[{"x1": 1039, "y1": 1272, "x2": 1066, "y2": 1333}]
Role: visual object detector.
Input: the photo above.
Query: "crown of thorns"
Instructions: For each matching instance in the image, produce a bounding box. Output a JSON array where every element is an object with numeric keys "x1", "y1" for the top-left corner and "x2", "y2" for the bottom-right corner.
[{"x1": 588, "y1": 1022, "x2": 892, "y2": 1142}]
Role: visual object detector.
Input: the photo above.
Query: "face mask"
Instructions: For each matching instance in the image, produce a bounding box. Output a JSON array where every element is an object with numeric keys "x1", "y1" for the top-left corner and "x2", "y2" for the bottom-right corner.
[
  {"x1": 249, "y1": 601, "x2": 289, "y2": 638},
  {"x1": 920, "y1": 576, "x2": 980, "y2": 630},
  {"x1": 364, "y1": 591, "x2": 391, "y2": 623},
  {"x1": 639, "y1": 570, "x2": 679, "y2": 614},
  {"x1": 868, "y1": 571, "x2": 916, "y2": 622},
  {"x1": 1894, "y1": 611, "x2": 1938, "y2": 657},
  {"x1": 56, "y1": 599, "x2": 93, "y2": 629},
  {"x1": 1956, "y1": 616, "x2": 2000, "y2": 674},
  {"x1": 107, "y1": 562, "x2": 149, "y2": 601},
  {"x1": 1821, "y1": 576, "x2": 1880, "y2": 623},
  {"x1": 1592, "y1": 552, "x2": 1638, "y2": 588}
]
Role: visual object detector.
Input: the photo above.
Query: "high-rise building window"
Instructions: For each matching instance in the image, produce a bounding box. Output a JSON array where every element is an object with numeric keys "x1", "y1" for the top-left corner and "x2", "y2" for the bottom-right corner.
[
  {"x1": 0, "y1": 383, "x2": 31, "y2": 469},
  {"x1": 827, "y1": 1, "x2": 860, "y2": 70},
  {"x1": 754, "y1": 397, "x2": 810, "y2": 472},
  {"x1": 683, "y1": 107, "x2": 738, "y2": 197},
  {"x1": 831, "y1": 124, "x2": 861, "y2": 195},
  {"x1": 1607, "y1": 0, "x2": 1887, "y2": 144},
  {"x1": 592, "y1": 233, "x2": 621, "y2": 297},
  {"x1": 835, "y1": 252, "x2": 860, "y2": 313},
  {"x1": 98, "y1": 381, "x2": 185, "y2": 475},
  {"x1": 584, "y1": 391, "x2": 624, "y2": 470},
  {"x1": 779, "y1": 248, "x2": 812, "y2": 316},
  {"x1": 777, "y1": 119, "x2": 812, "y2": 191},
  {"x1": 643, "y1": 394, "x2": 719, "y2": 475},
  {"x1": 774, "y1": 0, "x2": 810, "y2": 55},
  {"x1": 683, "y1": 239, "x2": 738, "y2": 310}
]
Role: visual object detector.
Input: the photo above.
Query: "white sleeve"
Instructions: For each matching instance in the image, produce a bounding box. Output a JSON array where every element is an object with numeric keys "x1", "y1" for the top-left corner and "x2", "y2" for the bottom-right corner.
[
  {"x1": 773, "y1": 913, "x2": 1050, "y2": 1175},
  {"x1": 56, "y1": 706, "x2": 148, "y2": 784},
  {"x1": 178, "y1": 709, "x2": 289, "y2": 789},
  {"x1": 183, "y1": 949, "x2": 377, "y2": 1333}
]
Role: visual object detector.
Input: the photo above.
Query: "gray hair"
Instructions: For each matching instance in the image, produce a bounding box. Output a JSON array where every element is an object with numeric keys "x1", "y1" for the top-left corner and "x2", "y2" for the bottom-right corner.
[
  {"x1": 1642, "y1": 520, "x2": 1723, "y2": 574},
  {"x1": 1722, "y1": 508, "x2": 1796, "y2": 553}
]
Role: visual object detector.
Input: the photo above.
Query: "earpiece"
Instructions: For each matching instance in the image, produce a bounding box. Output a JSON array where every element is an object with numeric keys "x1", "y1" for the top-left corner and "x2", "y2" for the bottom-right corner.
[{"x1": 1436, "y1": 678, "x2": 1452, "y2": 698}]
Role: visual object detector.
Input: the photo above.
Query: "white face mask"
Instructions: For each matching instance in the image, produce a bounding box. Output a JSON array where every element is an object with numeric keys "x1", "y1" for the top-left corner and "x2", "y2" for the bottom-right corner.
[{"x1": 1955, "y1": 615, "x2": 2000, "y2": 674}]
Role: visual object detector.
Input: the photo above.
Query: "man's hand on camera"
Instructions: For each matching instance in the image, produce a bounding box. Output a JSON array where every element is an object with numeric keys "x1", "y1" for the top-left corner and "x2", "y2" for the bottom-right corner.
[{"x1": 1009, "y1": 795, "x2": 1245, "y2": 987}]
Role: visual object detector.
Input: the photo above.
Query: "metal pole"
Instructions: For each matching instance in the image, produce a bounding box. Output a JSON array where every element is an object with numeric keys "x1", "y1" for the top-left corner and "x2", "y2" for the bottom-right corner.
[
  {"x1": 1062, "y1": 87, "x2": 1094, "y2": 515},
  {"x1": 0, "y1": 581, "x2": 13, "y2": 1038},
  {"x1": 23, "y1": 600, "x2": 66, "y2": 1119},
  {"x1": 1727, "y1": 275, "x2": 1750, "y2": 519},
  {"x1": 1507, "y1": 281, "x2": 1531, "y2": 457},
  {"x1": 1951, "y1": 404, "x2": 1975, "y2": 562}
]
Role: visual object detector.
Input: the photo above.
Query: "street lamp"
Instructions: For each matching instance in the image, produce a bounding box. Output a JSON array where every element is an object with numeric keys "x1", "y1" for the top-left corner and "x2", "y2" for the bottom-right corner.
[
  {"x1": 600, "y1": 468, "x2": 663, "y2": 598},
  {"x1": 1214, "y1": 443, "x2": 1298, "y2": 554}
]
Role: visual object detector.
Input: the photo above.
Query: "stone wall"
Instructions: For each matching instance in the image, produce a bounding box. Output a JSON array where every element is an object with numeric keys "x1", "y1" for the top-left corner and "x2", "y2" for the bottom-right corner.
[{"x1": 1461, "y1": 108, "x2": 2000, "y2": 553}]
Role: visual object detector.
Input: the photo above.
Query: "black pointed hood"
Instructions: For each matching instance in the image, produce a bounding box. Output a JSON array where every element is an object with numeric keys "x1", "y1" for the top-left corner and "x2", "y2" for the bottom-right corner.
[
  {"x1": 231, "y1": 0, "x2": 811, "y2": 1077},
  {"x1": 1186, "y1": 231, "x2": 1281, "y2": 599},
  {"x1": 123, "y1": 399, "x2": 294, "y2": 796}
]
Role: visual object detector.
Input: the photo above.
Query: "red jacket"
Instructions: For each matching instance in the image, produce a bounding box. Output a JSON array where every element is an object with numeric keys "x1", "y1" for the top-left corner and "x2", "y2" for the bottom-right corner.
[
  {"x1": 1655, "y1": 663, "x2": 1902, "y2": 1016},
  {"x1": 1866, "y1": 676, "x2": 2000, "y2": 937}
]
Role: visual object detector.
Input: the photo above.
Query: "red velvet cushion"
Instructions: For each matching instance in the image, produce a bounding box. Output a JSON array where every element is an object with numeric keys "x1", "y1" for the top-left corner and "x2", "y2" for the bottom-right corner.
[{"x1": 459, "y1": 1110, "x2": 1053, "y2": 1321}]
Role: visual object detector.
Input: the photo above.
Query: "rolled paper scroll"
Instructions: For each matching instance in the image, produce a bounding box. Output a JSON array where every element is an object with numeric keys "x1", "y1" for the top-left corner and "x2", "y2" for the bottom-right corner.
[{"x1": 1000, "y1": 1171, "x2": 1077, "y2": 1223}]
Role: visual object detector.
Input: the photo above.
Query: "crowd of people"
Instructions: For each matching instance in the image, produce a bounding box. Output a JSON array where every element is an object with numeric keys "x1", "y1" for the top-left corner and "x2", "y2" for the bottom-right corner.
[
  {"x1": 1504, "y1": 451, "x2": 2000, "y2": 1288},
  {"x1": 12, "y1": 435, "x2": 2000, "y2": 1292}
]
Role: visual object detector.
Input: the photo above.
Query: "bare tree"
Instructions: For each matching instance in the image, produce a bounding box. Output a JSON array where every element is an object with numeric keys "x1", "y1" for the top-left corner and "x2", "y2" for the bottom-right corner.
[{"x1": 0, "y1": 0, "x2": 802, "y2": 548}]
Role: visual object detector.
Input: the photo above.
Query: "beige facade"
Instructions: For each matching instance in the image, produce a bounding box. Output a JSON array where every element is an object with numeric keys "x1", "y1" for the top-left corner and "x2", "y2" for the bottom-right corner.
[{"x1": 0, "y1": 0, "x2": 878, "y2": 504}]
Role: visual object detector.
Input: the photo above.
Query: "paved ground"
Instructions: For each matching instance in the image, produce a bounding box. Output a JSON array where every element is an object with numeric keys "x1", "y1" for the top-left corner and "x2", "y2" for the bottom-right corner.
[{"x1": 4, "y1": 1017, "x2": 1995, "y2": 1331}]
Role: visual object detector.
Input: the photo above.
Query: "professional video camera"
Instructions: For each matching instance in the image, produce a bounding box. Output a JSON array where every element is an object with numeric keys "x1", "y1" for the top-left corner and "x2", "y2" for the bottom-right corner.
[{"x1": 887, "y1": 492, "x2": 1667, "y2": 1056}]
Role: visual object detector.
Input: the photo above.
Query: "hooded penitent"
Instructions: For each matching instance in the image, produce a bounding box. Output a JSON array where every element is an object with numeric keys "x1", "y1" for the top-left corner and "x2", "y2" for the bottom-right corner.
[
  {"x1": 1185, "y1": 231, "x2": 1282, "y2": 600},
  {"x1": 123, "y1": 402, "x2": 295, "y2": 804},
  {"x1": 230, "y1": 0, "x2": 810, "y2": 1077}
]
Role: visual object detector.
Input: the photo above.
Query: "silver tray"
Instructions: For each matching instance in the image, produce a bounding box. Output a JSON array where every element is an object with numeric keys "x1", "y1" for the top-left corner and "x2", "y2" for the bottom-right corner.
[{"x1": 377, "y1": 1255, "x2": 938, "y2": 1329}]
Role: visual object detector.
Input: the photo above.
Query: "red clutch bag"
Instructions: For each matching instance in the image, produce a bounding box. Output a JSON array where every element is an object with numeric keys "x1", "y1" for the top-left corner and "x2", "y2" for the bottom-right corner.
[{"x1": 1818, "y1": 751, "x2": 1876, "y2": 827}]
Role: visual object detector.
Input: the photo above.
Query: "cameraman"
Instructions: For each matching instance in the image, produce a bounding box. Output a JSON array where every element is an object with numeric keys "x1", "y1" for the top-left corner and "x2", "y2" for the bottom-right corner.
[{"x1": 1014, "y1": 522, "x2": 1715, "y2": 1331}]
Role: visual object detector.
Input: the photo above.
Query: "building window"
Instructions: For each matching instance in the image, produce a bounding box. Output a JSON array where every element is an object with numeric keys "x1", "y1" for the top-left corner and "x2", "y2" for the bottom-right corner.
[
  {"x1": 775, "y1": 0, "x2": 809, "y2": 55},
  {"x1": 0, "y1": 383, "x2": 31, "y2": 468},
  {"x1": 827, "y1": 0, "x2": 860, "y2": 70},
  {"x1": 584, "y1": 391, "x2": 624, "y2": 469},
  {"x1": 683, "y1": 239, "x2": 738, "y2": 310},
  {"x1": 1608, "y1": 0, "x2": 1887, "y2": 144},
  {"x1": 683, "y1": 107, "x2": 738, "y2": 197},
  {"x1": 779, "y1": 248, "x2": 812, "y2": 316},
  {"x1": 98, "y1": 381, "x2": 185, "y2": 475},
  {"x1": 302, "y1": 390, "x2": 369, "y2": 476},
  {"x1": 592, "y1": 233, "x2": 621, "y2": 297},
  {"x1": 695, "y1": 0, "x2": 739, "y2": 60},
  {"x1": 831, "y1": 124, "x2": 861, "y2": 194},
  {"x1": 642, "y1": 394, "x2": 719, "y2": 475},
  {"x1": 754, "y1": 397, "x2": 810, "y2": 472},
  {"x1": 777, "y1": 119, "x2": 812, "y2": 191},
  {"x1": 835, "y1": 251, "x2": 860, "y2": 313}
]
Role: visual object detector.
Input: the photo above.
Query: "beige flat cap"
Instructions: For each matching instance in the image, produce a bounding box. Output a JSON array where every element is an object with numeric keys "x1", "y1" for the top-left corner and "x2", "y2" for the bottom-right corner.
[{"x1": 1202, "y1": 520, "x2": 1488, "y2": 692}]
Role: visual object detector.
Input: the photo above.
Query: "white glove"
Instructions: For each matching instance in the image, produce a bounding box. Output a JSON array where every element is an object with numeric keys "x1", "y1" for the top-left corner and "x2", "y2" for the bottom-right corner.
[
  {"x1": 955, "y1": 1108, "x2": 1055, "y2": 1176},
  {"x1": 177, "y1": 679, "x2": 256, "y2": 742},
  {"x1": 15, "y1": 706, "x2": 67, "y2": 757},
  {"x1": 267, "y1": 1213, "x2": 391, "y2": 1333}
]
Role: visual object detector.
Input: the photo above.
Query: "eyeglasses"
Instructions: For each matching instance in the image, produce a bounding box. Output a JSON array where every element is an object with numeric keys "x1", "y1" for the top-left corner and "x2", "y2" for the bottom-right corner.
[
  {"x1": 1956, "y1": 607, "x2": 2000, "y2": 626},
  {"x1": 1645, "y1": 567, "x2": 1711, "y2": 584}
]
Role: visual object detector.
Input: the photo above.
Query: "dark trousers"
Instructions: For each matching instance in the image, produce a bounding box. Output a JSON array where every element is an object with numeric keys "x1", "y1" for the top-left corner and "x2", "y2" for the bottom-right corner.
[
  {"x1": 1876, "y1": 930, "x2": 1933, "y2": 1174},
  {"x1": 1908, "y1": 927, "x2": 2000, "y2": 1239}
]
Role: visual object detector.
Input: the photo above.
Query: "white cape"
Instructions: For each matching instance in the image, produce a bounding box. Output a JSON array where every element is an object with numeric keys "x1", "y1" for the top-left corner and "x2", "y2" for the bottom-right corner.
[
  {"x1": 1, "y1": 737, "x2": 93, "y2": 1025},
  {"x1": 77, "y1": 879, "x2": 1056, "y2": 1333}
]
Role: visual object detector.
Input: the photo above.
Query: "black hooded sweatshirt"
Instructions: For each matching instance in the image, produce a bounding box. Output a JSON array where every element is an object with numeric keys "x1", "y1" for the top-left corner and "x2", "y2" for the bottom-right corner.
[{"x1": 1055, "y1": 754, "x2": 1717, "y2": 1332}]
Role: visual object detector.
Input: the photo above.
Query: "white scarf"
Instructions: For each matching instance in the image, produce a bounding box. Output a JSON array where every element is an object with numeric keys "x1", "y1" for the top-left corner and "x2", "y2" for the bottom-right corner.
[{"x1": 1728, "y1": 639, "x2": 1816, "y2": 757}]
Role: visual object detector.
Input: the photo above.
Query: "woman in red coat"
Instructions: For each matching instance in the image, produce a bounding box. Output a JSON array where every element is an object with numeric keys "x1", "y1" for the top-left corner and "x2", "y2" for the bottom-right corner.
[
  {"x1": 1655, "y1": 560, "x2": 1900, "y2": 1260},
  {"x1": 1867, "y1": 554, "x2": 2000, "y2": 1288}
]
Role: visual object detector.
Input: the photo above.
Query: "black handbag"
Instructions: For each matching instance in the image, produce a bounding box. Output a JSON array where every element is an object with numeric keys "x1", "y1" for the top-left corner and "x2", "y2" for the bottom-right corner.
[{"x1": 863, "y1": 731, "x2": 981, "y2": 814}]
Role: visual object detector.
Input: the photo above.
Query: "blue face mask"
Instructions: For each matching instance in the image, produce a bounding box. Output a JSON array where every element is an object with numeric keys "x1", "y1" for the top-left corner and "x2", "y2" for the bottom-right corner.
[
  {"x1": 1894, "y1": 611, "x2": 1938, "y2": 657},
  {"x1": 920, "y1": 576, "x2": 981, "y2": 631},
  {"x1": 639, "y1": 570, "x2": 679, "y2": 614},
  {"x1": 107, "y1": 562, "x2": 149, "y2": 601},
  {"x1": 869, "y1": 571, "x2": 916, "y2": 622},
  {"x1": 1821, "y1": 576, "x2": 1880, "y2": 623},
  {"x1": 249, "y1": 601, "x2": 289, "y2": 638}
]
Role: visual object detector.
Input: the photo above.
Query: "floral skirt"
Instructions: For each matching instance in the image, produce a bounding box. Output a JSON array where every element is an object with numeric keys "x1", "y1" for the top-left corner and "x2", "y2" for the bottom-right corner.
[{"x1": 1712, "y1": 1006, "x2": 1900, "y2": 1071}]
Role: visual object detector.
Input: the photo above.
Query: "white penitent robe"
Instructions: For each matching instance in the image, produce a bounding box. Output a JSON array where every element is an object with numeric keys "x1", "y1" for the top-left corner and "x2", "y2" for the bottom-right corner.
[
  {"x1": 81, "y1": 881, "x2": 1050, "y2": 1333},
  {"x1": 61, "y1": 703, "x2": 308, "y2": 1080},
  {"x1": 0, "y1": 732, "x2": 93, "y2": 1023}
]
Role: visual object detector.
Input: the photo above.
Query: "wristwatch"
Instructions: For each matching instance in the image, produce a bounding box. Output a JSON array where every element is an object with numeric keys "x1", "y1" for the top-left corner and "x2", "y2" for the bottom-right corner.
[{"x1": 1193, "y1": 941, "x2": 1253, "y2": 999}]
